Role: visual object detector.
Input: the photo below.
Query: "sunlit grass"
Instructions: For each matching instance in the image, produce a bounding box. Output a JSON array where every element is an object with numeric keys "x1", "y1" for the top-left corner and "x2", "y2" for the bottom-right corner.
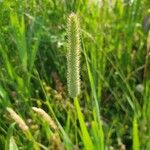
[{"x1": 0, "y1": 0, "x2": 149, "y2": 149}]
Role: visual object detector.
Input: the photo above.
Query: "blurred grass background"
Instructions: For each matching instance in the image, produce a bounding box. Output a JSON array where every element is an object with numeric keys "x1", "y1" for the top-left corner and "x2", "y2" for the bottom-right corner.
[{"x1": 0, "y1": 0, "x2": 150, "y2": 149}]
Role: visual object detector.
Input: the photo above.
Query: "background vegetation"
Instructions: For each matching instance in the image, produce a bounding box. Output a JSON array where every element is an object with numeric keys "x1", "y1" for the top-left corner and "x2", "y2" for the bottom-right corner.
[{"x1": 0, "y1": 0, "x2": 150, "y2": 149}]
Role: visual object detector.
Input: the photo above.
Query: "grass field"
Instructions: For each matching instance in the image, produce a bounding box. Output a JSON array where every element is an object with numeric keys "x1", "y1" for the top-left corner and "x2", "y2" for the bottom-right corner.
[{"x1": 0, "y1": 0, "x2": 150, "y2": 149}]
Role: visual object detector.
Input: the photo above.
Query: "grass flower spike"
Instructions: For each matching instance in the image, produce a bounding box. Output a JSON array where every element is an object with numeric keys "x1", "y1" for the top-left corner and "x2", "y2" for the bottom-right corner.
[
  {"x1": 6, "y1": 107, "x2": 29, "y2": 132},
  {"x1": 67, "y1": 13, "x2": 81, "y2": 98},
  {"x1": 32, "y1": 107, "x2": 58, "y2": 131}
]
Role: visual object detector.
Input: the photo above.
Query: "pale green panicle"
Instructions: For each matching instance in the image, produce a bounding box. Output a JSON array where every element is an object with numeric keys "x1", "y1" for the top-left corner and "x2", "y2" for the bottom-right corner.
[{"x1": 67, "y1": 13, "x2": 81, "y2": 98}]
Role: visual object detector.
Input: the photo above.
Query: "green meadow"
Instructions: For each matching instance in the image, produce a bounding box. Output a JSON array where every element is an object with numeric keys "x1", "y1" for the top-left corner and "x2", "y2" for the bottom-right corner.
[{"x1": 0, "y1": 0, "x2": 150, "y2": 149}]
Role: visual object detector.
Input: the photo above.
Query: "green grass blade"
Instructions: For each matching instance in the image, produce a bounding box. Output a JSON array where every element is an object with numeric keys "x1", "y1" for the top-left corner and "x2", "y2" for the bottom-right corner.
[
  {"x1": 91, "y1": 109, "x2": 104, "y2": 150},
  {"x1": 74, "y1": 98, "x2": 93, "y2": 150},
  {"x1": 132, "y1": 116, "x2": 140, "y2": 150}
]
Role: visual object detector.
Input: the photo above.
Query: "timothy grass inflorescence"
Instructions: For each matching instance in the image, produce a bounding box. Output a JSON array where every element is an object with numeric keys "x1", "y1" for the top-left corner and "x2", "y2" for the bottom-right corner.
[
  {"x1": 67, "y1": 13, "x2": 81, "y2": 98},
  {"x1": 6, "y1": 107, "x2": 29, "y2": 132},
  {"x1": 32, "y1": 107, "x2": 58, "y2": 131}
]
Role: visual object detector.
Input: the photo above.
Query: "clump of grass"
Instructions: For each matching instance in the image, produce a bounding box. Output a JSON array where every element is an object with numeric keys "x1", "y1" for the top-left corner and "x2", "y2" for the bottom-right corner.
[
  {"x1": 67, "y1": 13, "x2": 81, "y2": 99},
  {"x1": 1, "y1": 1, "x2": 150, "y2": 149}
]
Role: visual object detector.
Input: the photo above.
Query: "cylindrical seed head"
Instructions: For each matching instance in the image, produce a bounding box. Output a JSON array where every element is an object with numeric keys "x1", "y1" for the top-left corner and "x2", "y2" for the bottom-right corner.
[{"x1": 67, "y1": 13, "x2": 81, "y2": 98}]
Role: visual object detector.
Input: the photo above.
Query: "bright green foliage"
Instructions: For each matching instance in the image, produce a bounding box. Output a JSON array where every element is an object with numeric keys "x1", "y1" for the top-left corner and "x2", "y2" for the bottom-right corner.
[
  {"x1": 67, "y1": 13, "x2": 80, "y2": 98},
  {"x1": 0, "y1": 0, "x2": 150, "y2": 149},
  {"x1": 10, "y1": 12, "x2": 27, "y2": 71}
]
